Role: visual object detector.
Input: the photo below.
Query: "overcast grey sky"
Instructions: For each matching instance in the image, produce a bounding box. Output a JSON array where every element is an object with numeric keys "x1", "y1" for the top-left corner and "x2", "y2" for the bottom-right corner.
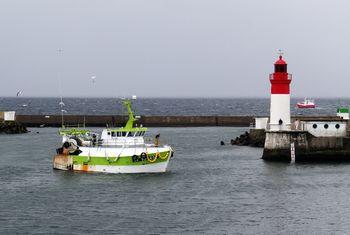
[{"x1": 0, "y1": 0, "x2": 349, "y2": 98}]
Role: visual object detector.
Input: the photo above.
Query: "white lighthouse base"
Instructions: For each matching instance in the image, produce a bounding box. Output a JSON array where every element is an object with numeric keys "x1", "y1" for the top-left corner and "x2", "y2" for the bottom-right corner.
[{"x1": 269, "y1": 94, "x2": 291, "y2": 131}]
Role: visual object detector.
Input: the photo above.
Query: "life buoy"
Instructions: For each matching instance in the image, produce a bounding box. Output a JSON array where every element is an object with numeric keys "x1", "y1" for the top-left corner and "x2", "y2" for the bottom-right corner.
[
  {"x1": 147, "y1": 153, "x2": 157, "y2": 163},
  {"x1": 132, "y1": 155, "x2": 139, "y2": 162},
  {"x1": 140, "y1": 152, "x2": 148, "y2": 161},
  {"x1": 159, "y1": 151, "x2": 169, "y2": 160}
]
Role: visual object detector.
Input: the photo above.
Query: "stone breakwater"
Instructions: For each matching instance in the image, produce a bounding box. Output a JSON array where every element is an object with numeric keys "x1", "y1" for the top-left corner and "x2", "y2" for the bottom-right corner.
[
  {"x1": 15, "y1": 115, "x2": 341, "y2": 127},
  {"x1": 16, "y1": 115, "x2": 255, "y2": 127},
  {"x1": 0, "y1": 121, "x2": 28, "y2": 134},
  {"x1": 230, "y1": 129, "x2": 266, "y2": 147}
]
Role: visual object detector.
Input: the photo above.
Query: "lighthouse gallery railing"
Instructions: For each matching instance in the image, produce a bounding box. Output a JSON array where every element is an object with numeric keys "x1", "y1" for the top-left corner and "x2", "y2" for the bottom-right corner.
[{"x1": 269, "y1": 74, "x2": 292, "y2": 80}]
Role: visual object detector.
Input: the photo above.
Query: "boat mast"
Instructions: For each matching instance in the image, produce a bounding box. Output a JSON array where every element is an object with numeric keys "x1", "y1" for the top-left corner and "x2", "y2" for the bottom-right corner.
[
  {"x1": 122, "y1": 100, "x2": 137, "y2": 129},
  {"x1": 59, "y1": 97, "x2": 66, "y2": 128}
]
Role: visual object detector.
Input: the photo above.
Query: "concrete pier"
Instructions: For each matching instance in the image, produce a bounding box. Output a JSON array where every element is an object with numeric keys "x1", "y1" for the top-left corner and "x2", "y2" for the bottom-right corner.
[{"x1": 262, "y1": 131, "x2": 350, "y2": 162}]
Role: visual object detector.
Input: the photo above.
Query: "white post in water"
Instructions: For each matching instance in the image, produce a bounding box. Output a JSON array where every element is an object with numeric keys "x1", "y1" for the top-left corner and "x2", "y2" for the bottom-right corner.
[
  {"x1": 269, "y1": 52, "x2": 292, "y2": 131},
  {"x1": 290, "y1": 142, "x2": 296, "y2": 163}
]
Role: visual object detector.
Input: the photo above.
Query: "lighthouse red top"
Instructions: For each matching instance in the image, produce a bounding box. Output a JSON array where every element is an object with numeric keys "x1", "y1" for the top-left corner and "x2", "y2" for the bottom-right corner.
[
  {"x1": 275, "y1": 55, "x2": 286, "y2": 65},
  {"x1": 270, "y1": 55, "x2": 292, "y2": 94}
]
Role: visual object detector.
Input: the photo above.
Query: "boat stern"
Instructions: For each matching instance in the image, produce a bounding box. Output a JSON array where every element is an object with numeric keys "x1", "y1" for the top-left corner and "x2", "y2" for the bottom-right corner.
[{"x1": 53, "y1": 154, "x2": 73, "y2": 171}]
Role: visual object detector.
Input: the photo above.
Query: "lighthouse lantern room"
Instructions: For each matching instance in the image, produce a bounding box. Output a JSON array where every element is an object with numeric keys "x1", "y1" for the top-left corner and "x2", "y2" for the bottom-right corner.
[{"x1": 269, "y1": 54, "x2": 292, "y2": 131}]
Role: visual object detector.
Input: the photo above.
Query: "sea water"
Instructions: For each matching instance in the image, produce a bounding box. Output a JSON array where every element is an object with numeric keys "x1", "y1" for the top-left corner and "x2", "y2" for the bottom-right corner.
[
  {"x1": 0, "y1": 97, "x2": 349, "y2": 116},
  {"x1": 1, "y1": 127, "x2": 350, "y2": 234}
]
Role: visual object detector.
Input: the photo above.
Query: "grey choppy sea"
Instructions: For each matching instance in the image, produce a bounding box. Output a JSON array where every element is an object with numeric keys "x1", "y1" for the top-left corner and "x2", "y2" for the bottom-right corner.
[
  {"x1": 1, "y1": 127, "x2": 350, "y2": 234},
  {"x1": 0, "y1": 97, "x2": 349, "y2": 116}
]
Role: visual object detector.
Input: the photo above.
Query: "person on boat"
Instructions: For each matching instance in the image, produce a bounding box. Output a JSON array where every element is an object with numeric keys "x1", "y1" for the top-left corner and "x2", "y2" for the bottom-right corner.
[
  {"x1": 154, "y1": 134, "x2": 160, "y2": 147},
  {"x1": 55, "y1": 142, "x2": 70, "y2": 155}
]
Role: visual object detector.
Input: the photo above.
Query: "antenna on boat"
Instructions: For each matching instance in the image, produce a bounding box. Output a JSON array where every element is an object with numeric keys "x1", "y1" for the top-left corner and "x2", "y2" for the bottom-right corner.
[
  {"x1": 57, "y1": 48, "x2": 63, "y2": 97},
  {"x1": 59, "y1": 96, "x2": 65, "y2": 107},
  {"x1": 57, "y1": 48, "x2": 66, "y2": 128},
  {"x1": 59, "y1": 95, "x2": 66, "y2": 128},
  {"x1": 61, "y1": 109, "x2": 67, "y2": 128}
]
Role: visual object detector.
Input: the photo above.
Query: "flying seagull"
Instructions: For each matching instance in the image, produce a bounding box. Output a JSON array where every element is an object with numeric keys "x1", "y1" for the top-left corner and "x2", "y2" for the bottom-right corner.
[
  {"x1": 91, "y1": 75, "x2": 96, "y2": 84},
  {"x1": 16, "y1": 90, "x2": 23, "y2": 97}
]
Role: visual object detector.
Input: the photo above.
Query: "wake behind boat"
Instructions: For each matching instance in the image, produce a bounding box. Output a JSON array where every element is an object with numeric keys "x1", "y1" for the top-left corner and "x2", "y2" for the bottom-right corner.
[
  {"x1": 53, "y1": 98, "x2": 174, "y2": 173},
  {"x1": 297, "y1": 98, "x2": 315, "y2": 108}
]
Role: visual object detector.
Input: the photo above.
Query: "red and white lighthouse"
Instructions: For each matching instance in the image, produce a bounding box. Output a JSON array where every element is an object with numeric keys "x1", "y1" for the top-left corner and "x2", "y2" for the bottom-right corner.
[{"x1": 269, "y1": 54, "x2": 292, "y2": 131}]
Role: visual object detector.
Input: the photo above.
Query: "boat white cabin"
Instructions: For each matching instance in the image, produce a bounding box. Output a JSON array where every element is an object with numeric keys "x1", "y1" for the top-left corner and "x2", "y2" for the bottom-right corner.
[{"x1": 100, "y1": 127, "x2": 147, "y2": 146}]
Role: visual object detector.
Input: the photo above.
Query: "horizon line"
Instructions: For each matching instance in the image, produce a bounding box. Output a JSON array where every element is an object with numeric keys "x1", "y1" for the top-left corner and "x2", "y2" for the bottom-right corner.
[{"x1": 0, "y1": 96, "x2": 350, "y2": 99}]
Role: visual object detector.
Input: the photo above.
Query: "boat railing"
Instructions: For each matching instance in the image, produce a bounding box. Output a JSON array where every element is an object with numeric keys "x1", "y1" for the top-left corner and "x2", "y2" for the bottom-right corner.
[
  {"x1": 96, "y1": 142, "x2": 156, "y2": 148},
  {"x1": 61, "y1": 124, "x2": 88, "y2": 129},
  {"x1": 98, "y1": 137, "x2": 167, "y2": 148}
]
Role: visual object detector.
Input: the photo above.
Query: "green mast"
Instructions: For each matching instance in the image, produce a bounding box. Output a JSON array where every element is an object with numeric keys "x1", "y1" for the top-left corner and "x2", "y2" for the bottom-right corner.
[
  {"x1": 123, "y1": 100, "x2": 137, "y2": 129},
  {"x1": 108, "y1": 98, "x2": 147, "y2": 132}
]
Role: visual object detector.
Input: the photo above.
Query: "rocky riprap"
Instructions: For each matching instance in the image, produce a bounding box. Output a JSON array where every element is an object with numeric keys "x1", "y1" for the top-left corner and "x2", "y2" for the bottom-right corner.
[
  {"x1": 0, "y1": 121, "x2": 28, "y2": 134},
  {"x1": 230, "y1": 129, "x2": 265, "y2": 148}
]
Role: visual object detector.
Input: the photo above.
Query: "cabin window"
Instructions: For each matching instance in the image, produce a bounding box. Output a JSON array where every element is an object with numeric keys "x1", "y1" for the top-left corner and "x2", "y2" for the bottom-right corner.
[
  {"x1": 335, "y1": 124, "x2": 340, "y2": 129},
  {"x1": 121, "y1": 132, "x2": 127, "y2": 137},
  {"x1": 135, "y1": 132, "x2": 141, "y2": 136},
  {"x1": 324, "y1": 124, "x2": 329, "y2": 129},
  {"x1": 107, "y1": 132, "x2": 111, "y2": 135},
  {"x1": 117, "y1": 132, "x2": 122, "y2": 137},
  {"x1": 128, "y1": 132, "x2": 135, "y2": 137},
  {"x1": 111, "y1": 131, "x2": 116, "y2": 137},
  {"x1": 313, "y1": 124, "x2": 317, "y2": 129}
]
